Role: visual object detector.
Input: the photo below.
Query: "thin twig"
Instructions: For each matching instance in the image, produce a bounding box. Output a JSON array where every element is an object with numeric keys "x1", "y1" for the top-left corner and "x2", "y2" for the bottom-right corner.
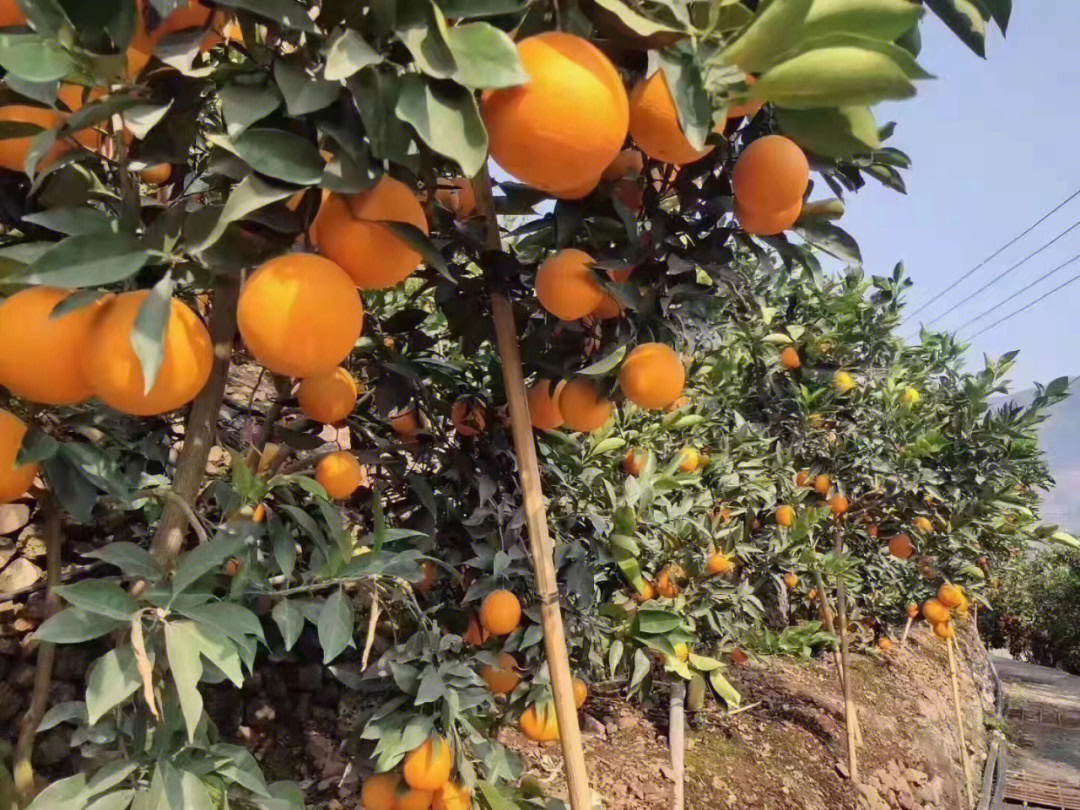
[
  {"x1": 361, "y1": 589, "x2": 380, "y2": 672},
  {"x1": 670, "y1": 681, "x2": 685, "y2": 810}
]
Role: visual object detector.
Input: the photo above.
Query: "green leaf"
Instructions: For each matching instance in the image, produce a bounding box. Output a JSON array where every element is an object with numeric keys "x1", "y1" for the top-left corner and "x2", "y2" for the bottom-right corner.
[
  {"x1": 17, "y1": 429, "x2": 59, "y2": 466},
  {"x1": 19, "y1": 233, "x2": 150, "y2": 288},
  {"x1": 233, "y1": 128, "x2": 325, "y2": 185},
  {"x1": 794, "y1": 220, "x2": 862, "y2": 265},
  {"x1": 657, "y1": 50, "x2": 711, "y2": 150},
  {"x1": 800, "y1": 0, "x2": 923, "y2": 43},
  {"x1": 146, "y1": 761, "x2": 183, "y2": 810},
  {"x1": 54, "y1": 581, "x2": 138, "y2": 621},
  {"x1": 164, "y1": 621, "x2": 204, "y2": 743},
  {"x1": 38, "y1": 701, "x2": 88, "y2": 731},
  {"x1": 579, "y1": 343, "x2": 627, "y2": 376},
  {"x1": 721, "y1": 0, "x2": 814, "y2": 73},
  {"x1": 86, "y1": 647, "x2": 142, "y2": 724},
  {"x1": 273, "y1": 59, "x2": 341, "y2": 116},
  {"x1": 754, "y1": 46, "x2": 916, "y2": 109},
  {"x1": 590, "y1": 0, "x2": 686, "y2": 45},
  {"x1": 219, "y1": 82, "x2": 281, "y2": 138},
  {"x1": 397, "y1": 0, "x2": 457, "y2": 79},
  {"x1": 84, "y1": 543, "x2": 161, "y2": 581},
  {"x1": 709, "y1": 668, "x2": 742, "y2": 709},
  {"x1": 25, "y1": 774, "x2": 88, "y2": 810},
  {"x1": 189, "y1": 174, "x2": 296, "y2": 253},
  {"x1": 983, "y1": 0, "x2": 1010, "y2": 32},
  {"x1": 187, "y1": 621, "x2": 244, "y2": 686},
  {"x1": 270, "y1": 518, "x2": 296, "y2": 580},
  {"x1": 87, "y1": 762, "x2": 139, "y2": 796},
  {"x1": 438, "y1": 0, "x2": 527, "y2": 16},
  {"x1": 0, "y1": 34, "x2": 74, "y2": 81},
  {"x1": 119, "y1": 102, "x2": 172, "y2": 140},
  {"x1": 34, "y1": 607, "x2": 126, "y2": 644},
  {"x1": 775, "y1": 105, "x2": 880, "y2": 158},
  {"x1": 317, "y1": 588, "x2": 354, "y2": 663},
  {"x1": 925, "y1": 0, "x2": 988, "y2": 56},
  {"x1": 790, "y1": 33, "x2": 933, "y2": 79},
  {"x1": 478, "y1": 782, "x2": 516, "y2": 810},
  {"x1": 272, "y1": 599, "x2": 304, "y2": 651},
  {"x1": 415, "y1": 664, "x2": 446, "y2": 704},
  {"x1": 130, "y1": 273, "x2": 174, "y2": 395},
  {"x1": 212, "y1": 0, "x2": 319, "y2": 33},
  {"x1": 85, "y1": 791, "x2": 136, "y2": 810},
  {"x1": 636, "y1": 609, "x2": 681, "y2": 634},
  {"x1": 378, "y1": 220, "x2": 448, "y2": 275},
  {"x1": 444, "y1": 22, "x2": 527, "y2": 89},
  {"x1": 395, "y1": 74, "x2": 487, "y2": 177},
  {"x1": 324, "y1": 29, "x2": 382, "y2": 81},
  {"x1": 22, "y1": 206, "x2": 114, "y2": 236},
  {"x1": 172, "y1": 533, "x2": 248, "y2": 595},
  {"x1": 351, "y1": 68, "x2": 414, "y2": 164}
]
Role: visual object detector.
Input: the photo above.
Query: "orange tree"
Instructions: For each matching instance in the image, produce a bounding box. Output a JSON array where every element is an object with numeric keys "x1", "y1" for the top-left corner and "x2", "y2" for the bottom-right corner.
[{"x1": 0, "y1": 0, "x2": 1040, "y2": 808}]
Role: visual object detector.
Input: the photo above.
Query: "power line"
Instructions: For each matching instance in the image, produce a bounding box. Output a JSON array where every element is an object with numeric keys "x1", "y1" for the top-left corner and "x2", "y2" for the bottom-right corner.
[
  {"x1": 923, "y1": 217, "x2": 1080, "y2": 328},
  {"x1": 953, "y1": 252, "x2": 1080, "y2": 334},
  {"x1": 969, "y1": 267, "x2": 1080, "y2": 338},
  {"x1": 904, "y1": 187, "x2": 1080, "y2": 325}
]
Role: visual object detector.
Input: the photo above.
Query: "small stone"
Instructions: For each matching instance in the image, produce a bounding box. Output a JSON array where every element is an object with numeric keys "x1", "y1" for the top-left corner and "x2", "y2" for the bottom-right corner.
[
  {"x1": 0, "y1": 558, "x2": 41, "y2": 594},
  {"x1": 904, "y1": 769, "x2": 928, "y2": 785},
  {"x1": 581, "y1": 714, "x2": 606, "y2": 739},
  {"x1": 0, "y1": 504, "x2": 31, "y2": 536},
  {"x1": 16, "y1": 525, "x2": 46, "y2": 560},
  {"x1": 914, "y1": 776, "x2": 943, "y2": 806},
  {"x1": 617, "y1": 714, "x2": 639, "y2": 730}
]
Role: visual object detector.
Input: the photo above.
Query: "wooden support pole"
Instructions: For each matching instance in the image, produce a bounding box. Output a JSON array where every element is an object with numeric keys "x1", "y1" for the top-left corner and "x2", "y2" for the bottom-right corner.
[
  {"x1": 670, "y1": 681, "x2": 685, "y2": 810},
  {"x1": 947, "y1": 637, "x2": 974, "y2": 809},
  {"x1": 814, "y1": 571, "x2": 862, "y2": 746},
  {"x1": 836, "y1": 568, "x2": 859, "y2": 781},
  {"x1": 900, "y1": 616, "x2": 914, "y2": 646},
  {"x1": 473, "y1": 170, "x2": 592, "y2": 810}
]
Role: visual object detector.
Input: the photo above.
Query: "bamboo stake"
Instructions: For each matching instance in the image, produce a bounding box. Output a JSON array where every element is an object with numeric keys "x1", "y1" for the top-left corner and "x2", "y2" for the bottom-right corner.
[
  {"x1": 670, "y1": 681, "x2": 685, "y2": 810},
  {"x1": 814, "y1": 571, "x2": 862, "y2": 746},
  {"x1": 947, "y1": 637, "x2": 974, "y2": 809},
  {"x1": 472, "y1": 169, "x2": 592, "y2": 810},
  {"x1": 900, "y1": 616, "x2": 914, "y2": 646},
  {"x1": 836, "y1": 566, "x2": 859, "y2": 781}
]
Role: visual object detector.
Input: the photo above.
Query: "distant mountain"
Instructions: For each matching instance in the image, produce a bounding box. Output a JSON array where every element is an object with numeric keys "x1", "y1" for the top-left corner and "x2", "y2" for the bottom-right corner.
[{"x1": 997, "y1": 380, "x2": 1080, "y2": 531}]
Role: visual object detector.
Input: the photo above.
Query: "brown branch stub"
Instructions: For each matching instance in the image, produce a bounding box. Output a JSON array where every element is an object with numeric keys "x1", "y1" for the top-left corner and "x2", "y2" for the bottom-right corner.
[{"x1": 150, "y1": 280, "x2": 239, "y2": 568}]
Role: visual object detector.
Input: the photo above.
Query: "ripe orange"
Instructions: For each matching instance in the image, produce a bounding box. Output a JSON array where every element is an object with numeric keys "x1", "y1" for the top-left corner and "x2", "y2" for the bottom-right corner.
[
  {"x1": 933, "y1": 621, "x2": 955, "y2": 641},
  {"x1": 628, "y1": 70, "x2": 711, "y2": 166},
  {"x1": 361, "y1": 772, "x2": 400, "y2": 810},
  {"x1": 434, "y1": 177, "x2": 476, "y2": 219},
  {"x1": 556, "y1": 379, "x2": 612, "y2": 433},
  {"x1": 922, "y1": 599, "x2": 950, "y2": 625},
  {"x1": 451, "y1": 399, "x2": 488, "y2": 437},
  {"x1": 0, "y1": 0, "x2": 26, "y2": 26},
  {"x1": 527, "y1": 380, "x2": 563, "y2": 431},
  {"x1": 0, "y1": 410, "x2": 37, "y2": 504},
  {"x1": 0, "y1": 105, "x2": 65, "y2": 173},
  {"x1": 937, "y1": 584, "x2": 963, "y2": 609},
  {"x1": 601, "y1": 149, "x2": 644, "y2": 182},
  {"x1": 312, "y1": 178, "x2": 429, "y2": 290},
  {"x1": 632, "y1": 579, "x2": 656, "y2": 603},
  {"x1": 829, "y1": 494, "x2": 849, "y2": 516},
  {"x1": 481, "y1": 652, "x2": 521, "y2": 695},
  {"x1": 479, "y1": 589, "x2": 521, "y2": 636},
  {"x1": 735, "y1": 200, "x2": 802, "y2": 236},
  {"x1": 623, "y1": 448, "x2": 646, "y2": 476},
  {"x1": 572, "y1": 677, "x2": 588, "y2": 708},
  {"x1": 397, "y1": 787, "x2": 436, "y2": 810},
  {"x1": 402, "y1": 736, "x2": 453, "y2": 792},
  {"x1": 390, "y1": 408, "x2": 422, "y2": 439},
  {"x1": 463, "y1": 615, "x2": 490, "y2": 646},
  {"x1": 140, "y1": 163, "x2": 173, "y2": 185},
  {"x1": 237, "y1": 253, "x2": 364, "y2": 378},
  {"x1": 727, "y1": 76, "x2": 764, "y2": 120},
  {"x1": 795, "y1": 471, "x2": 811, "y2": 488},
  {"x1": 535, "y1": 249, "x2": 604, "y2": 321},
  {"x1": 590, "y1": 293, "x2": 623, "y2": 320},
  {"x1": 877, "y1": 638, "x2": 893, "y2": 651},
  {"x1": 783, "y1": 572, "x2": 799, "y2": 589},
  {"x1": 867, "y1": 524, "x2": 879, "y2": 539},
  {"x1": 432, "y1": 782, "x2": 471, "y2": 810},
  {"x1": 813, "y1": 474, "x2": 832, "y2": 496},
  {"x1": 619, "y1": 343, "x2": 685, "y2": 410},
  {"x1": 481, "y1": 32, "x2": 628, "y2": 196},
  {"x1": 131, "y1": 0, "x2": 215, "y2": 56},
  {"x1": 731, "y1": 135, "x2": 809, "y2": 214},
  {"x1": 775, "y1": 505, "x2": 795, "y2": 528},
  {"x1": 520, "y1": 702, "x2": 559, "y2": 742},
  {"x1": 316, "y1": 451, "x2": 368, "y2": 500},
  {"x1": 906, "y1": 603, "x2": 920, "y2": 620},
  {"x1": 707, "y1": 552, "x2": 733, "y2": 576},
  {"x1": 913, "y1": 516, "x2": 934, "y2": 534},
  {"x1": 416, "y1": 561, "x2": 439, "y2": 595},
  {"x1": 888, "y1": 534, "x2": 914, "y2": 560},
  {"x1": 81, "y1": 292, "x2": 211, "y2": 416},
  {"x1": 297, "y1": 367, "x2": 358, "y2": 424},
  {"x1": 656, "y1": 566, "x2": 681, "y2": 598},
  {"x1": 779, "y1": 346, "x2": 801, "y2": 370},
  {"x1": 0, "y1": 287, "x2": 104, "y2": 405}
]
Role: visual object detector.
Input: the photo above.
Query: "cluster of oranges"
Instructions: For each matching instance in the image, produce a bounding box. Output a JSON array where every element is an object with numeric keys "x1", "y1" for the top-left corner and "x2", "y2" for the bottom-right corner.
[
  {"x1": 361, "y1": 736, "x2": 469, "y2": 810},
  {"x1": 916, "y1": 583, "x2": 969, "y2": 641}
]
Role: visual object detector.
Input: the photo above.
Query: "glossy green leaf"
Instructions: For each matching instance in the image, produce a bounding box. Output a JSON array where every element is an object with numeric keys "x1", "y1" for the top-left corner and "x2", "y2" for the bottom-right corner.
[
  {"x1": 274, "y1": 59, "x2": 340, "y2": 116},
  {"x1": 397, "y1": 0, "x2": 457, "y2": 79},
  {"x1": 775, "y1": 105, "x2": 880, "y2": 158},
  {"x1": 444, "y1": 22, "x2": 527, "y2": 89},
  {"x1": 325, "y1": 29, "x2": 382, "y2": 81},
  {"x1": 85, "y1": 791, "x2": 136, "y2": 810},
  {"x1": 172, "y1": 533, "x2": 248, "y2": 595},
  {"x1": 591, "y1": 0, "x2": 686, "y2": 45},
  {"x1": 272, "y1": 599, "x2": 304, "y2": 651},
  {"x1": 0, "y1": 34, "x2": 73, "y2": 81},
  {"x1": 721, "y1": 0, "x2": 814, "y2": 73},
  {"x1": 395, "y1": 74, "x2": 488, "y2": 176},
  {"x1": 219, "y1": 82, "x2": 281, "y2": 138},
  {"x1": 22, "y1": 206, "x2": 113, "y2": 236},
  {"x1": 24, "y1": 774, "x2": 88, "y2": 810},
  {"x1": 795, "y1": 220, "x2": 863, "y2": 265},
  {"x1": 212, "y1": 0, "x2": 318, "y2": 33},
  {"x1": 130, "y1": 273, "x2": 174, "y2": 395},
  {"x1": 189, "y1": 174, "x2": 296, "y2": 253},
  {"x1": 754, "y1": 46, "x2": 916, "y2": 109},
  {"x1": 86, "y1": 648, "x2": 142, "y2": 724},
  {"x1": 800, "y1": 0, "x2": 923, "y2": 43},
  {"x1": 34, "y1": 607, "x2": 126, "y2": 644},
  {"x1": 925, "y1": 0, "x2": 988, "y2": 56},
  {"x1": 658, "y1": 50, "x2": 711, "y2": 150},
  {"x1": 54, "y1": 581, "x2": 138, "y2": 621},
  {"x1": 164, "y1": 621, "x2": 204, "y2": 742},
  {"x1": 317, "y1": 588, "x2": 354, "y2": 663},
  {"x1": 19, "y1": 232, "x2": 150, "y2": 288},
  {"x1": 233, "y1": 128, "x2": 324, "y2": 185}
]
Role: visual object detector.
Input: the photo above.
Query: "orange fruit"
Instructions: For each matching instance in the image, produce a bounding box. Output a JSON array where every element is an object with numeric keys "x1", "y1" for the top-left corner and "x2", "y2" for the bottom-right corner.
[
  {"x1": 775, "y1": 505, "x2": 795, "y2": 528},
  {"x1": 0, "y1": 0, "x2": 25, "y2": 26},
  {"x1": 402, "y1": 736, "x2": 453, "y2": 791},
  {"x1": 632, "y1": 579, "x2": 655, "y2": 603},
  {"x1": 833, "y1": 371, "x2": 856, "y2": 393},
  {"x1": 677, "y1": 448, "x2": 701, "y2": 473},
  {"x1": 131, "y1": 0, "x2": 214, "y2": 56},
  {"x1": 82, "y1": 292, "x2": 211, "y2": 416},
  {"x1": 0, "y1": 410, "x2": 37, "y2": 504},
  {"x1": 656, "y1": 566, "x2": 681, "y2": 598},
  {"x1": 479, "y1": 589, "x2": 521, "y2": 636},
  {"x1": 0, "y1": 287, "x2": 103, "y2": 405},
  {"x1": 434, "y1": 177, "x2": 476, "y2": 219},
  {"x1": 416, "y1": 561, "x2": 439, "y2": 595},
  {"x1": 390, "y1": 408, "x2": 422, "y2": 438},
  {"x1": 829, "y1": 494, "x2": 849, "y2": 516},
  {"x1": 527, "y1": 380, "x2": 563, "y2": 431},
  {"x1": 451, "y1": 399, "x2": 488, "y2": 437},
  {"x1": 140, "y1": 163, "x2": 173, "y2": 185},
  {"x1": 933, "y1": 621, "x2": 954, "y2": 640},
  {"x1": 590, "y1": 293, "x2": 623, "y2": 320},
  {"x1": 397, "y1": 787, "x2": 436, "y2": 810},
  {"x1": 731, "y1": 135, "x2": 809, "y2": 214},
  {"x1": 572, "y1": 677, "x2": 588, "y2": 709},
  {"x1": 481, "y1": 32, "x2": 628, "y2": 196},
  {"x1": 623, "y1": 448, "x2": 646, "y2": 476},
  {"x1": 520, "y1": 702, "x2": 560, "y2": 742},
  {"x1": 707, "y1": 552, "x2": 732, "y2": 576},
  {"x1": 481, "y1": 652, "x2": 521, "y2": 695},
  {"x1": 937, "y1": 584, "x2": 963, "y2": 609},
  {"x1": 463, "y1": 615, "x2": 490, "y2": 647},
  {"x1": 628, "y1": 70, "x2": 712, "y2": 166},
  {"x1": 783, "y1": 572, "x2": 799, "y2": 589},
  {"x1": 877, "y1": 638, "x2": 893, "y2": 651},
  {"x1": 535, "y1": 248, "x2": 604, "y2": 321},
  {"x1": 297, "y1": 367, "x2": 358, "y2": 424},
  {"x1": 813, "y1": 474, "x2": 832, "y2": 496},
  {"x1": 601, "y1": 149, "x2": 644, "y2": 182},
  {"x1": 735, "y1": 200, "x2": 802, "y2": 236},
  {"x1": 888, "y1": 534, "x2": 914, "y2": 560},
  {"x1": 795, "y1": 471, "x2": 811, "y2": 488},
  {"x1": 913, "y1": 516, "x2": 934, "y2": 534},
  {"x1": 922, "y1": 599, "x2": 950, "y2": 625},
  {"x1": 237, "y1": 253, "x2": 364, "y2": 378},
  {"x1": 779, "y1": 346, "x2": 801, "y2": 370},
  {"x1": 316, "y1": 451, "x2": 368, "y2": 500},
  {"x1": 361, "y1": 772, "x2": 400, "y2": 810},
  {"x1": 0, "y1": 105, "x2": 65, "y2": 173},
  {"x1": 312, "y1": 178, "x2": 429, "y2": 289},
  {"x1": 432, "y1": 782, "x2": 471, "y2": 810},
  {"x1": 618, "y1": 343, "x2": 685, "y2": 410},
  {"x1": 906, "y1": 603, "x2": 920, "y2": 620},
  {"x1": 556, "y1": 379, "x2": 612, "y2": 433},
  {"x1": 867, "y1": 524, "x2": 879, "y2": 538}
]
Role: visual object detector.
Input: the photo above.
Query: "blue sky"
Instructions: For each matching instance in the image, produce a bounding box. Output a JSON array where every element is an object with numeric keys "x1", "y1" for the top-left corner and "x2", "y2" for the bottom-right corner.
[{"x1": 838, "y1": 3, "x2": 1080, "y2": 390}]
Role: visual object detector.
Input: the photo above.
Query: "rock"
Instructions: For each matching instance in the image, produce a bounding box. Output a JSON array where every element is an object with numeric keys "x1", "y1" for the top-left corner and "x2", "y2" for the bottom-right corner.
[
  {"x1": 17, "y1": 525, "x2": 46, "y2": 559},
  {"x1": 581, "y1": 714, "x2": 606, "y2": 739},
  {"x1": 0, "y1": 504, "x2": 31, "y2": 536},
  {"x1": 0, "y1": 557, "x2": 41, "y2": 594},
  {"x1": 904, "y1": 768, "x2": 928, "y2": 785},
  {"x1": 0, "y1": 537, "x2": 13, "y2": 566},
  {"x1": 617, "y1": 714, "x2": 639, "y2": 730},
  {"x1": 914, "y1": 776, "x2": 943, "y2": 807}
]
